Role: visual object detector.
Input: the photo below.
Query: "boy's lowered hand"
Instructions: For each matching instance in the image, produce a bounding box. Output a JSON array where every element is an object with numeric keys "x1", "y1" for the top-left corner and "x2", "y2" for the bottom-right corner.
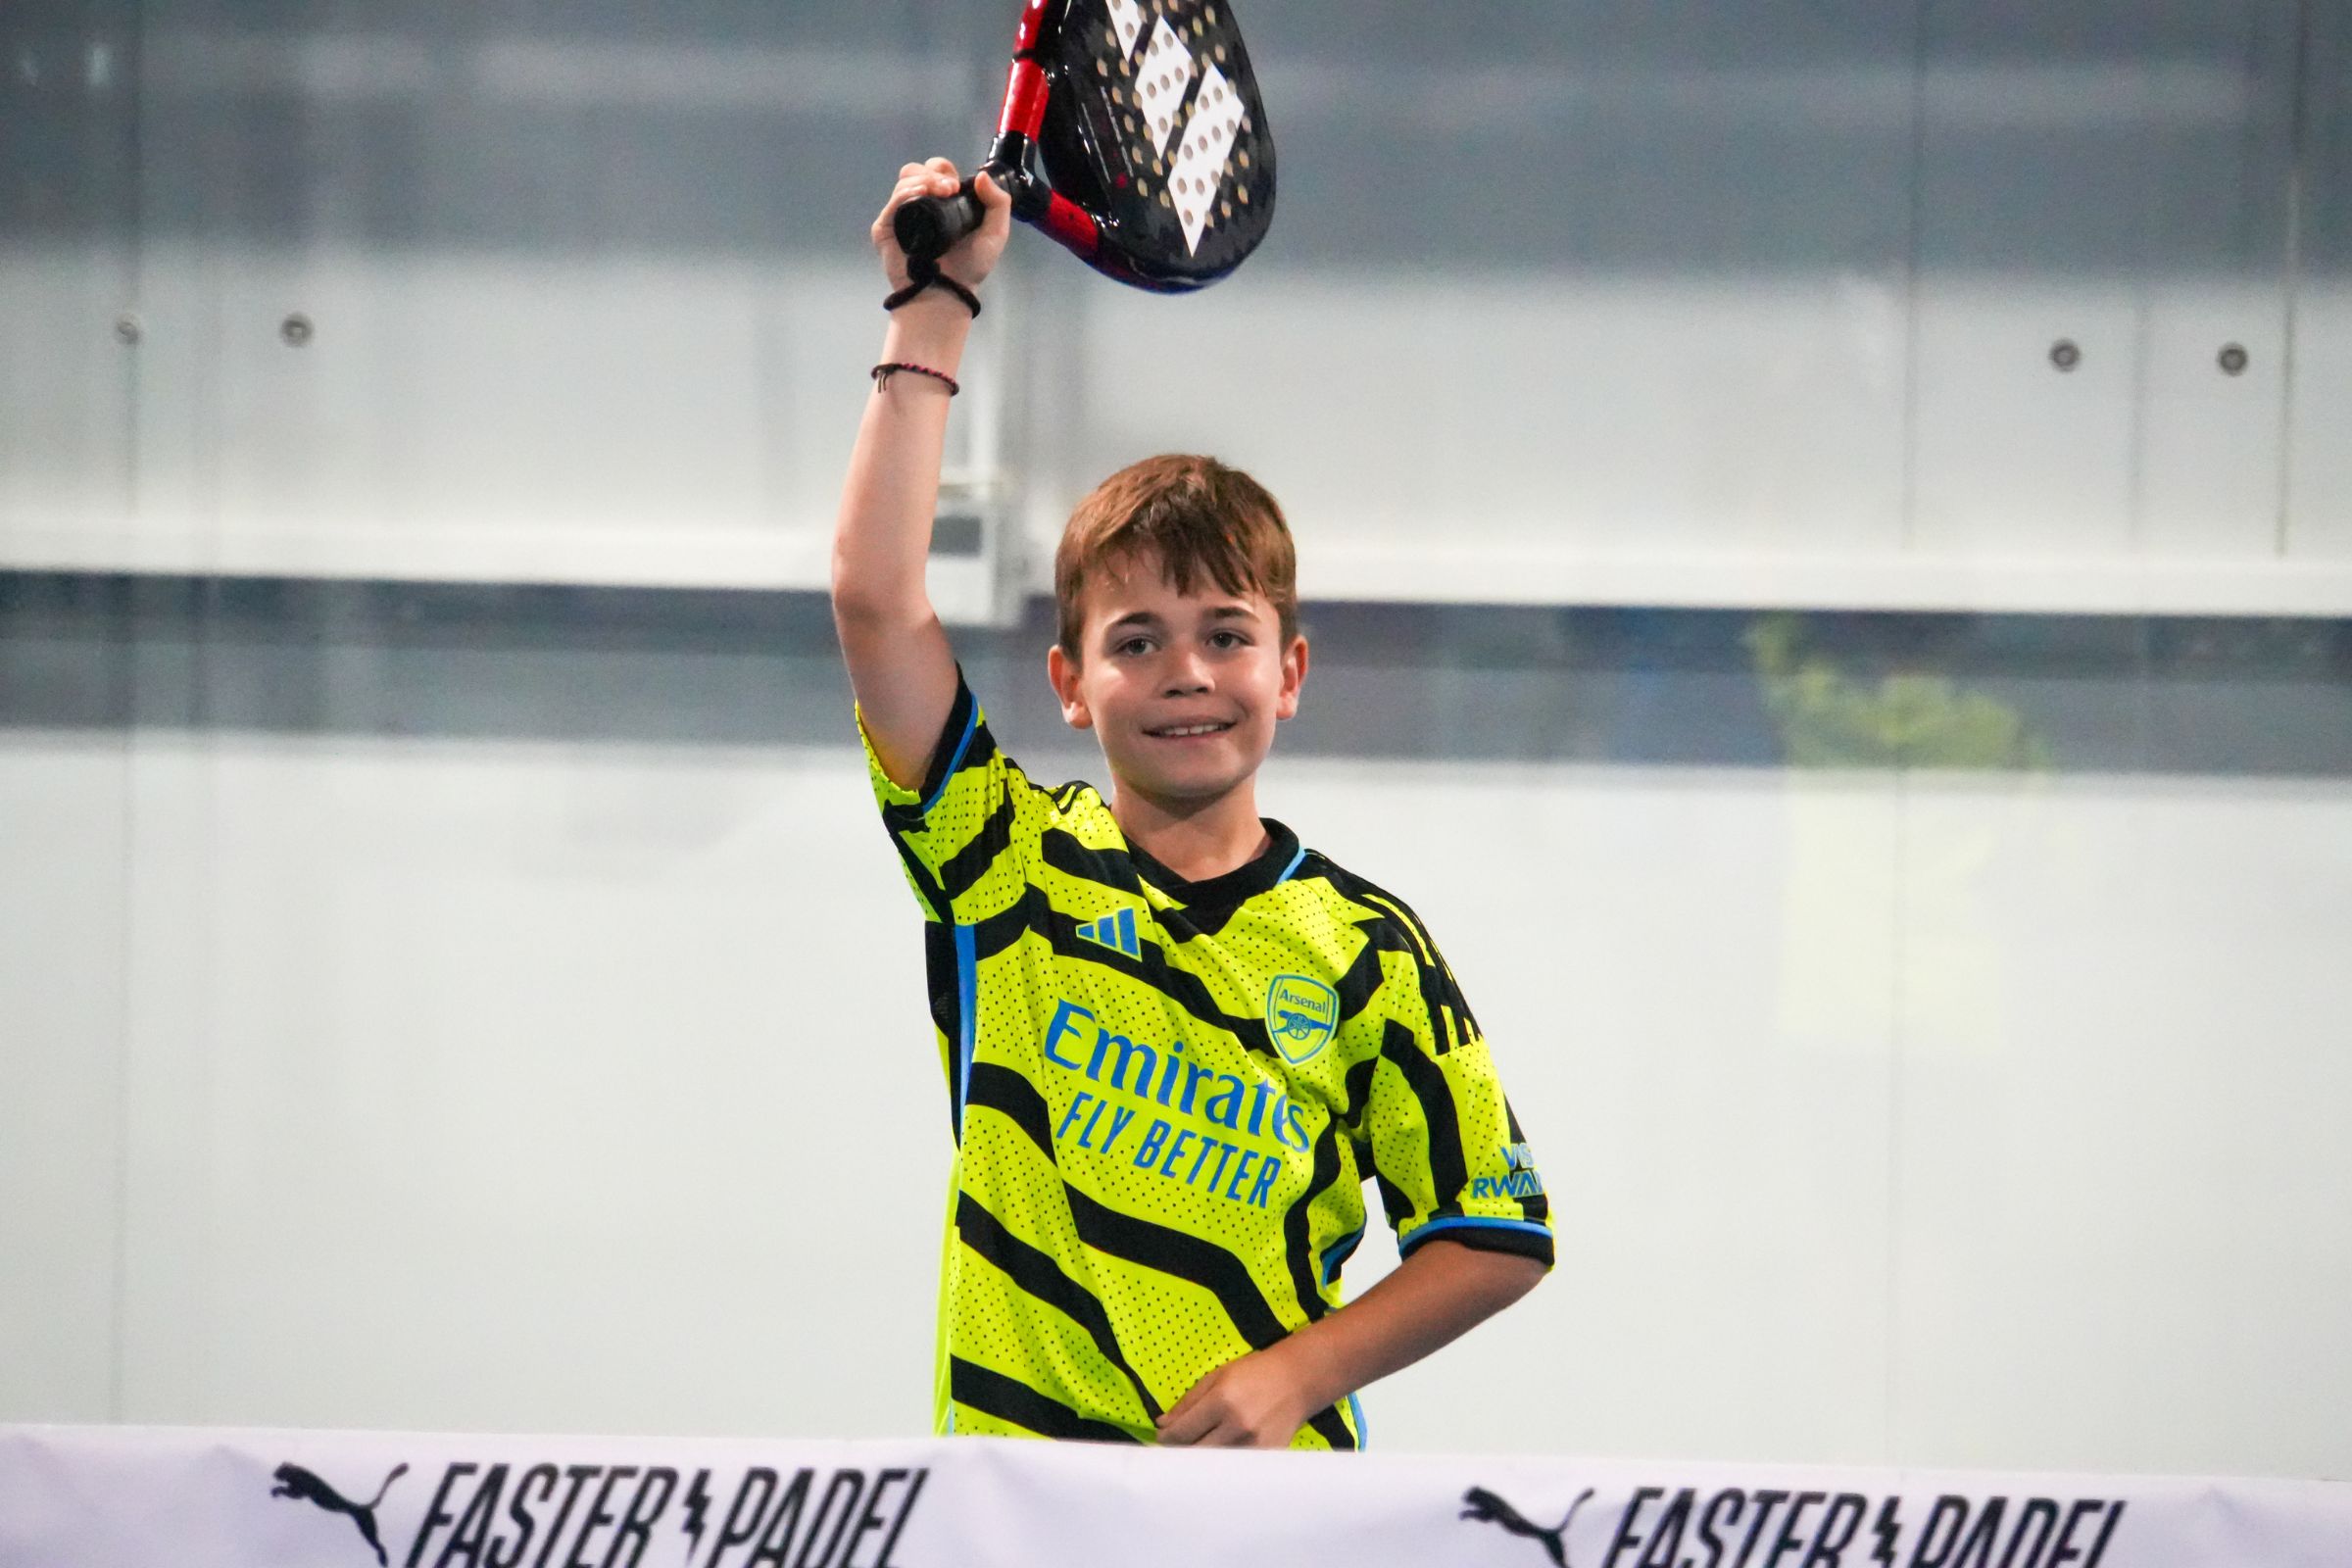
[
  {"x1": 1155, "y1": 1239, "x2": 1546, "y2": 1448},
  {"x1": 1154, "y1": 1337, "x2": 1330, "y2": 1448}
]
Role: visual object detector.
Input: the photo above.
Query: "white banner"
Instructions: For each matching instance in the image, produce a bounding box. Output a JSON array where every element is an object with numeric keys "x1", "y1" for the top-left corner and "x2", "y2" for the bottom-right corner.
[{"x1": 4, "y1": 1425, "x2": 2349, "y2": 1568}]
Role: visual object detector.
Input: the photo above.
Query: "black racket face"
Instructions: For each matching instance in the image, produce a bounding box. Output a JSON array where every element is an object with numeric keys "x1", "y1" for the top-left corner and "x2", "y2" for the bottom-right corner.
[{"x1": 1040, "y1": 0, "x2": 1277, "y2": 291}]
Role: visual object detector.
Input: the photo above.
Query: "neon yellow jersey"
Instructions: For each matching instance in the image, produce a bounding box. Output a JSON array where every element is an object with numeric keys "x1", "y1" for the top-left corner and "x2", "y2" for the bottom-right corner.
[{"x1": 862, "y1": 674, "x2": 1552, "y2": 1449}]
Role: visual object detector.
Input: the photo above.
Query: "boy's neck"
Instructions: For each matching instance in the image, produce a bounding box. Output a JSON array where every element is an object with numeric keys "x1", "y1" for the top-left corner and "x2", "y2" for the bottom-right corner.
[{"x1": 1109, "y1": 778, "x2": 1271, "y2": 885}]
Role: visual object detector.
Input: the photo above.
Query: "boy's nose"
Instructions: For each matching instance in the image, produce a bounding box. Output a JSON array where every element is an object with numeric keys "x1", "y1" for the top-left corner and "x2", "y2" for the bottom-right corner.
[{"x1": 1161, "y1": 652, "x2": 1211, "y2": 695}]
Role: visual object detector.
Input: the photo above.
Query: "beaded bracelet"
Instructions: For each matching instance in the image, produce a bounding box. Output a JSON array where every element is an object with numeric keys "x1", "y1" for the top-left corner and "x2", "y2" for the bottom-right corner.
[{"x1": 871, "y1": 362, "x2": 959, "y2": 397}]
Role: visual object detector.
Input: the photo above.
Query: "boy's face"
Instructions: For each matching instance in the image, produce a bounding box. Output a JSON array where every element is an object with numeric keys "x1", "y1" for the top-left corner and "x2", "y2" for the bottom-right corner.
[{"x1": 1046, "y1": 551, "x2": 1307, "y2": 809}]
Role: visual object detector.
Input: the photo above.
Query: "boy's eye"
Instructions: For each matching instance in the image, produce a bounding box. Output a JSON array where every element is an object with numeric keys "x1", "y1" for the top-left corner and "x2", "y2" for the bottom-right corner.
[
  {"x1": 1113, "y1": 636, "x2": 1153, "y2": 657},
  {"x1": 1209, "y1": 630, "x2": 1248, "y2": 649}
]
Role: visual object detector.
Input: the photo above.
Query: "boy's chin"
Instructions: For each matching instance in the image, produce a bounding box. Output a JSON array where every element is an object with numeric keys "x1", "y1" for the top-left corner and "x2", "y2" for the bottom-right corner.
[{"x1": 1106, "y1": 753, "x2": 1263, "y2": 807}]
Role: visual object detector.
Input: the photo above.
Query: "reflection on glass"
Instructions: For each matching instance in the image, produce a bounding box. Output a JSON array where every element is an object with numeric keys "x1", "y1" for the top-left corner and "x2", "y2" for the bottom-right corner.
[{"x1": 1746, "y1": 613, "x2": 2048, "y2": 771}]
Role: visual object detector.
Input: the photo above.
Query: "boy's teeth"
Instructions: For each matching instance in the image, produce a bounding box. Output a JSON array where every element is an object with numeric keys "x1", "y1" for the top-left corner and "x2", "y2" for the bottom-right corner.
[{"x1": 1157, "y1": 722, "x2": 1228, "y2": 737}]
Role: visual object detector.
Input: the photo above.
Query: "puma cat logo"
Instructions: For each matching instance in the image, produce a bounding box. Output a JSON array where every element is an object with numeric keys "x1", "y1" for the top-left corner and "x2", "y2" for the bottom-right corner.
[
  {"x1": 1460, "y1": 1486, "x2": 1595, "y2": 1568},
  {"x1": 270, "y1": 1461, "x2": 409, "y2": 1565}
]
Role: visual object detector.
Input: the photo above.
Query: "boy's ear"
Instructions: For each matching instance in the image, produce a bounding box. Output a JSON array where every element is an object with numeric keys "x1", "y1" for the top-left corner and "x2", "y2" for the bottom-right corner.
[
  {"x1": 1275, "y1": 633, "x2": 1309, "y2": 720},
  {"x1": 1046, "y1": 642, "x2": 1095, "y2": 731}
]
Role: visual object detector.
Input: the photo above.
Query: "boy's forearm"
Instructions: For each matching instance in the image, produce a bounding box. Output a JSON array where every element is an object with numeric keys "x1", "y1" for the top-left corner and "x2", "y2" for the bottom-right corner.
[
  {"x1": 830, "y1": 292, "x2": 977, "y2": 615},
  {"x1": 1155, "y1": 1236, "x2": 1545, "y2": 1446},
  {"x1": 1276, "y1": 1239, "x2": 1546, "y2": 1416}
]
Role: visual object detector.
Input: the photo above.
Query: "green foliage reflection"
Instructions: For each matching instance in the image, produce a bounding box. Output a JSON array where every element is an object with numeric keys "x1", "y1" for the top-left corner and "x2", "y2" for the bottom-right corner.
[{"x1": 1746, "y1": 614, "x2": 2049, "y2": 770}]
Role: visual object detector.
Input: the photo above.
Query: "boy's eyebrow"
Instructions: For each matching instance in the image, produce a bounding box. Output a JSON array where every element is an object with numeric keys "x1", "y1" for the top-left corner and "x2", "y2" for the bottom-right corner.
[{"x1": 1103, "y1": 604, "x2": 1256, "y2": 632}]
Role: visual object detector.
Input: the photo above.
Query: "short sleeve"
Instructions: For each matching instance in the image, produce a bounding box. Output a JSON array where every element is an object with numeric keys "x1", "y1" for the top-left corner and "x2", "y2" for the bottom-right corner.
[
  {"x1": 1357, "y1": 907, "x2": 1554, "y2": 1268},
  {"x1": 858, "y1": 671, "x2": 1054, "y2": 927}
]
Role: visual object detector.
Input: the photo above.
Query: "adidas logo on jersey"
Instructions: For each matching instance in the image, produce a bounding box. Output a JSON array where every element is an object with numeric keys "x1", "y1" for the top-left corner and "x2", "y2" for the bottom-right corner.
[{"x1": 1075, "y1": 906, "x2": 1143, "y2": 959}]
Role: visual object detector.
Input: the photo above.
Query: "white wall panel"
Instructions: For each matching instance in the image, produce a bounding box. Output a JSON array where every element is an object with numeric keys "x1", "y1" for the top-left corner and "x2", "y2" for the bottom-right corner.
[
  {"x1": 2139, "y1": 283, "x2": 2289, "y2": 560},
  {"x1": 0, "y1": 251, "x2": 136, "y2": 549},
  {"x1": 1078, "y1": 275, "x2": 1913, "y2": 597},
  {"x1": 1910, "y1": 283, "x2": 2140, "y2": 560},
  {"x1": 0, "y1": 733, "x2": 128, "y2": 1421},
  {"x1": 109, "y1": 733, "x2": 947, "y2": 1435},
  {"x1": 1909, "y1": 2, "x2": 2297, "y2": 567},
  {"x1": 84, "y1": 251, "x2": 890, "y2": 588},
  {"x1": 1891, "y1": 776, "x2": 2352, "y2": 1478}
]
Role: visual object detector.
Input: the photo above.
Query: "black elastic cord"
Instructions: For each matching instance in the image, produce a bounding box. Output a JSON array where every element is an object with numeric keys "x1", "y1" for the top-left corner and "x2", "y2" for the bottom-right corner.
[{"x1": 884, "y1": 253, "x2": 982, "y2": 319}]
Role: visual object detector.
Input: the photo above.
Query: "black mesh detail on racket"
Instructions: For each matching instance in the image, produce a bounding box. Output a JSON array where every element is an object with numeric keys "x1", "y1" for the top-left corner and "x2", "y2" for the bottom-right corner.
[{"x1": 898, "y1": 0, "x2": 1275, "y2": 294}]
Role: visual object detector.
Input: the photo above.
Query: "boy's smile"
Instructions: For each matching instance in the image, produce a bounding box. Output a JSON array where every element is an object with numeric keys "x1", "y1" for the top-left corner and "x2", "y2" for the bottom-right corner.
[{"x1": 1047, "y1": 552, "x2": 1307, "y2": 819}]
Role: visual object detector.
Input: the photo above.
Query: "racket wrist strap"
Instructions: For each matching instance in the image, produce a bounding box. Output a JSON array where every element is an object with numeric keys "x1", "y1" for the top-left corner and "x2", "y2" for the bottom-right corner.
[{"x1": 885, "y1": 256, "x2": 982, "y2": 319}]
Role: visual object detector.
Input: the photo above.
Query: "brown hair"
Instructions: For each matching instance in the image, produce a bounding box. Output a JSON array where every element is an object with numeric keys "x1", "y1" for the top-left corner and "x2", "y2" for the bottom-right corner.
[{"x1": 1054, "y1": 454, "x2": 1298, "y2": 658}]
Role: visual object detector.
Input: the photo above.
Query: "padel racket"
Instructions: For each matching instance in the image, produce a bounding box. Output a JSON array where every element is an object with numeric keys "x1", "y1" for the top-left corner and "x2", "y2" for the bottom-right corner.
[{"x1": 895, "y1": 0, "x2": 1276, "y2": 292}]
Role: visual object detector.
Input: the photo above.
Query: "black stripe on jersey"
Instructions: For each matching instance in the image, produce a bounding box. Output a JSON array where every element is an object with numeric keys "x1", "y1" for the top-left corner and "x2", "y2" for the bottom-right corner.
[
  {"x1": 957, "y1": 1066, "x2": 1349, "y2": 1445},
  {"x1": 1373, "y1": 898, "x2": 1461, "y2": 1056},
  {"x1": 1319, "y1": 867, "x2": 1484, "y2": 1049},
  {"x1": 1306, "y1": 1403, "x2": 1357, "y2": 1450},
  {"x1": 1337, "y1": 1054, "x2": 1421, "y2": 1231},
  {"x1": 1062, "y1": 1184, "x2": 1286, "y2": 1347},
  {"x1": 949, "y1": 1357, "x2": 1143, "y2": 1444},
  {"x1": 1381, "y1": 1017, "x2": 1469, "y2": 1210},
  {"x1": 880, "y1": 681, "x2": 982, "y2": 836},
  {"x1": 926, "y1": 922, "x2": 966, "y2": 1136},
  {"x1": 1278, "y1": 1112, "x2": 1347, "y2": 1325},
  {"x1": 1329, "y1": 927, "x2": 1391, "y2": 1029},
  {"x1": 937, "y1": 789, "x2": 1017, "y2": 906},
  {"x1": 1442, "y1": 956, "x2": 1483, "y2": 1042},
  {"x1": 965, "y1": 1061, "x2": 1056, "y2": 1159},
  {"x1": 1341, "y1": 906, "x2": 1452, "y2": 1054},
  {"x1": 955, "y1": 1192, "x2": 1164, "y2": 1424},
  {"x1": 1357, "y1": 890, "x2": 1432, "y2": 964},
  {"x1": 891, "y1": 827, "x2": 954, "y2": 926},
  {"x1": 969, "y1": 886, "x2": 1282, "y2": 1059},
  {"x1": 1040, "y1": 826, "x2": 1143, "y2": 895},
  {"x1": 1059, "y1": 1188, "x2": 1356, "y2": 1447},
  {"x1": 1341, "y1": 1054, "x2": 1381, "y2": 1129}
]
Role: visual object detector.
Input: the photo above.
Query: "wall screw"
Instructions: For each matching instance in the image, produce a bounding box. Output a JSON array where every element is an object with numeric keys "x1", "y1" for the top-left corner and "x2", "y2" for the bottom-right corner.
[
  {"x1": 114, "y1": 313, "x2": 140, "y2": 345},
  {"x1": 2218, "y1": 343, "x2": 2249, "y2": 376},
  {"x1": 280, "y1": 313, "x2": 314, "y2": 347},
  {"x1": 2049, "y1": 339, "x2": 2082, "y2": 371}
]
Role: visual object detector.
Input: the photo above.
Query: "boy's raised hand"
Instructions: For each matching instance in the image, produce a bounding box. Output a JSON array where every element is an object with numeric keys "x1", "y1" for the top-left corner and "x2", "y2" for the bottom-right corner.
[
  {"x1": 833, "y1": 158, "x2": 1011, "y2": 794},
  {"x1": 872, "y1": 158, "x2": 1013, "y2": 297}
]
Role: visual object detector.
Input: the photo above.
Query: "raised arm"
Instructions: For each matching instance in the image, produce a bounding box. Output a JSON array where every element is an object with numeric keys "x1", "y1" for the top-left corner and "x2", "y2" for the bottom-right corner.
[{"x1": 833, "y1": 159, "x2": 1012, "y2": 791}]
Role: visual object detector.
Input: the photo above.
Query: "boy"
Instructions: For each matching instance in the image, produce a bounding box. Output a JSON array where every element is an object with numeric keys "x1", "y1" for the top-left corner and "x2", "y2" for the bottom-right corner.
[{"x1": 834, "y1": 159, "x2": 1551, "y2": 1448}]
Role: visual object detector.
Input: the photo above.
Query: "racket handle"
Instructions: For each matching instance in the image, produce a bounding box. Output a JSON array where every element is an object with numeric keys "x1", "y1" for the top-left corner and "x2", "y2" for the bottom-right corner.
[{"x1": 894, "y1": 182, "x2": 985, "y2": 266}]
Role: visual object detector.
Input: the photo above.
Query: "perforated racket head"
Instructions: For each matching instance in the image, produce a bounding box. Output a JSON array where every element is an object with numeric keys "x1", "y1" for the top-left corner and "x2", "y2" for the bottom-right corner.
[{"x1": 1040, "y1": 0, "x2": 1277, "y2": 291}]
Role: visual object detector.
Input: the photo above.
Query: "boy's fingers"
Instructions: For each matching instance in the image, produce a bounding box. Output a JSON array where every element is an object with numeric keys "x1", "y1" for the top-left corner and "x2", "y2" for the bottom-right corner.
[{"x1": 1155, "y1": 1391, "x2": 1218, "y2": 1446}]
